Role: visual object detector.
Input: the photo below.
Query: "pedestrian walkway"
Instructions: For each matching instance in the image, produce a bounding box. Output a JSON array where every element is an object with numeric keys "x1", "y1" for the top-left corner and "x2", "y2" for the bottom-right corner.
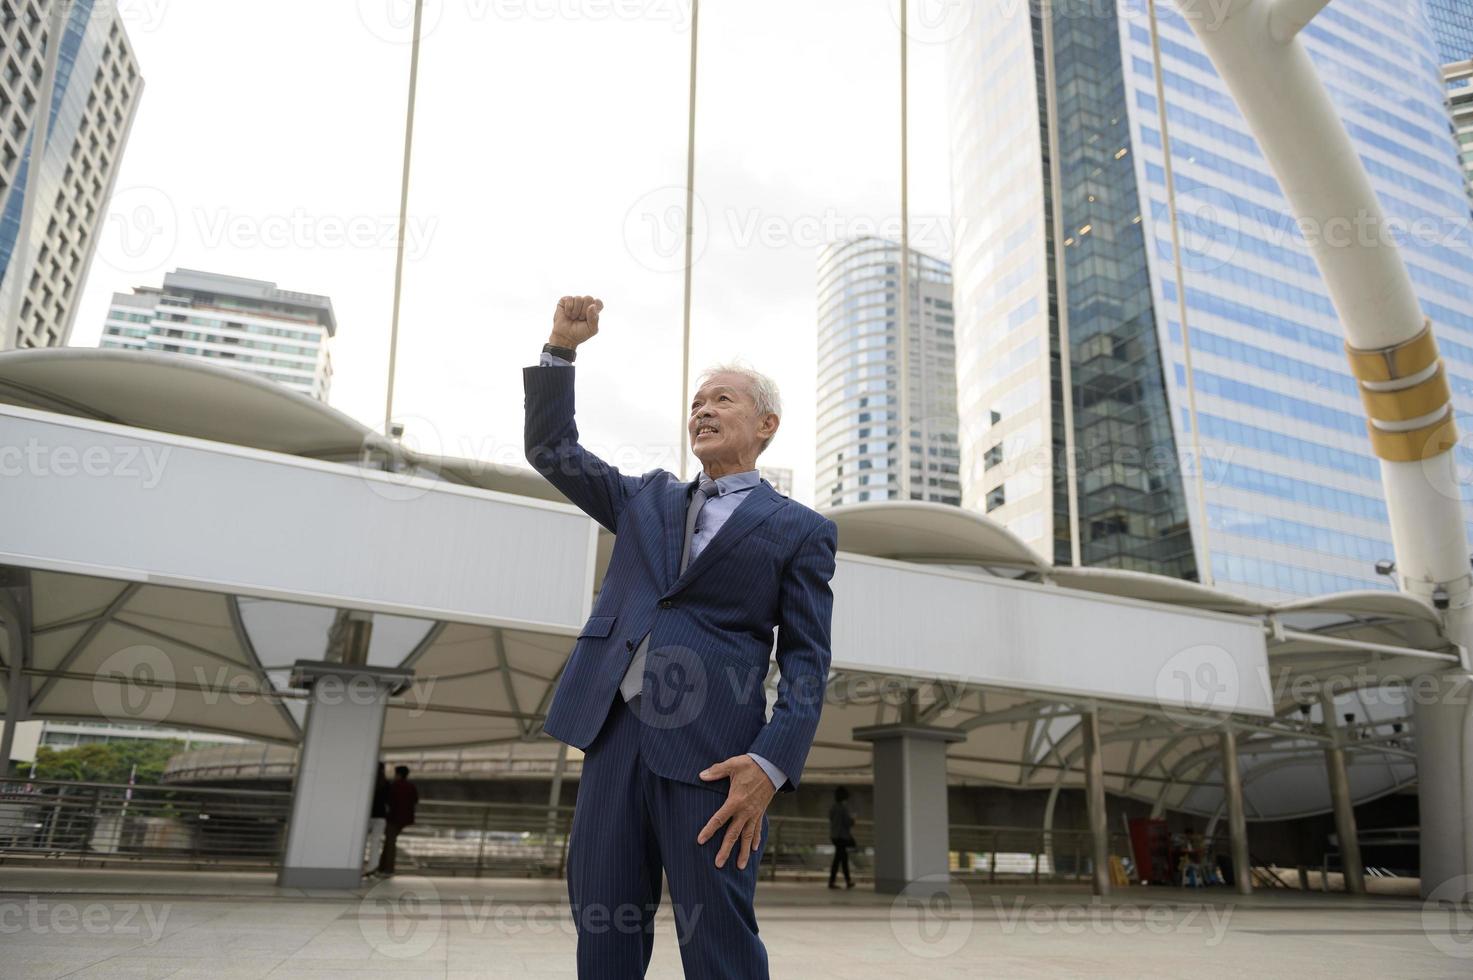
[{"x1": 0, "y1": 868, "x2": 1465, "y2": 978}]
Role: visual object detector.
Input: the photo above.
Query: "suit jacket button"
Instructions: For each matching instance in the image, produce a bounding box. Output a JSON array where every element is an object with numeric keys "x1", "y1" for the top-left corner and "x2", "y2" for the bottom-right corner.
[
  {"x1": 659, "y1": 599, "x2": 673, "y2": 609},
  {"x1": 625, "y1": 639, "x2": 634, "y2": 651}
]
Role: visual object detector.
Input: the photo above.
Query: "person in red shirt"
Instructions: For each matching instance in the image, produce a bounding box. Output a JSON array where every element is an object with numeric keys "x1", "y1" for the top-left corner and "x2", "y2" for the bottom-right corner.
[{"x1": 373, "y1": 765, "x2": 419, "y2": 877}]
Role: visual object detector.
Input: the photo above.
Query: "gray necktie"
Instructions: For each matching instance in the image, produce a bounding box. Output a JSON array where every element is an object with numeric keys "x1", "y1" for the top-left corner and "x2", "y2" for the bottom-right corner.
[{"x1": 619, "y1": 475, "x2": 718, "y2": 701}]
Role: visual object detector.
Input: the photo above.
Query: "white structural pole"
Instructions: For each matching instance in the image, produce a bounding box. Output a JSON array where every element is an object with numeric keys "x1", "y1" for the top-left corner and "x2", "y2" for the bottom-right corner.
[
  {"x1": 1174, "y1": 0, "x2": 1473, "y2": 900},
  {"x1": 384, "y1": 0, "x2": 426, "y2": 438},
  {"x1": 897, "y1": 0, "x2": 912, "y2": 504},
  {"x1": 678, "y1": 0, "x2": 700, "y2": 483}
]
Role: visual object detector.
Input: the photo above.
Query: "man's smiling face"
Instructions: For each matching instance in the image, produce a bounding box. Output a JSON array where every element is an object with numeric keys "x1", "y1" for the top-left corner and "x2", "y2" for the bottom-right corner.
[{"x1": 688, "y1": 371, "x2": 779, "y2": 474}]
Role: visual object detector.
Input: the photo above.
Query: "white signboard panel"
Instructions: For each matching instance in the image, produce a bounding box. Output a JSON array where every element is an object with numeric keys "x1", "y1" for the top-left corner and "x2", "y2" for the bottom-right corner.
[
  {"x1": 831, "y1": 553, "x2": 1273, "y2": 717},
  {"x1": 0, "y1": 407, "x2": 595, "y2": 632}
]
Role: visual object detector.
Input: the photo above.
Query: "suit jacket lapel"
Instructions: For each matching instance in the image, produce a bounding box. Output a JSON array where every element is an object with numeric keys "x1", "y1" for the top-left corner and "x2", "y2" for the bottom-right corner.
[
  {"x1": 666, "y1": 481, "x2": 786, "y2": 596},
  {"x1": 664, "y1": 478, "x2": 693, "y2": 587}
]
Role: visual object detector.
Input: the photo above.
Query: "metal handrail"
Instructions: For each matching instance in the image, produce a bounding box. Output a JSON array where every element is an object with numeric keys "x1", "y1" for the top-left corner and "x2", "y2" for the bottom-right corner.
[{"x1": 1, "y1": 779, "x2": 1132, "y2": 882}]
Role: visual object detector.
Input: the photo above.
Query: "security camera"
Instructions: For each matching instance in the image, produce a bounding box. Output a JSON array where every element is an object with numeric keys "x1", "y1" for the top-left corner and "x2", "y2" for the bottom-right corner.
[
  {"x1": 1432, "y1": 585, "x2": 1450, "y2": 610},
  {"x1": 390, "y1": 422, "x2": 406, "y2": 440},
  {"x1": 1375, "y1": 559, "x2": 1396, "y2": 576}
]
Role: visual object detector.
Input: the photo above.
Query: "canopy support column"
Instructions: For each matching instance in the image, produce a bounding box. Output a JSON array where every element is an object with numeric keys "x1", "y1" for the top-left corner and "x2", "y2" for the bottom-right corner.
[
  {"x1": 1080, "y1": 710, "x2": 1111, "y2": 896},
  {"x1": 853, "y1": 721, "x2": 964, "y2": 896},
  {"x1": 278, "y1": 661, "x2": 412, "y2": 889},
  {"x1": 1220, "y1": 727, "x2": 1252, "y2": 895}
]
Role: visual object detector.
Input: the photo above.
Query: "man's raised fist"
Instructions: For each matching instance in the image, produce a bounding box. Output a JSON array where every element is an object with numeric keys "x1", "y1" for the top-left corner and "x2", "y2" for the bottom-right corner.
[{"x1": 550, "y1": 296, "x2": 603, "y2": 349}]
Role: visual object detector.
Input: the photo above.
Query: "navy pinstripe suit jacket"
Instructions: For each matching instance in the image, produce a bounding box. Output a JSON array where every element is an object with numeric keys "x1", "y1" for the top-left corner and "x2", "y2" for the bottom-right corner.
[{"x1": 524, "y1": 364, "x2": 837, "y2": 793}]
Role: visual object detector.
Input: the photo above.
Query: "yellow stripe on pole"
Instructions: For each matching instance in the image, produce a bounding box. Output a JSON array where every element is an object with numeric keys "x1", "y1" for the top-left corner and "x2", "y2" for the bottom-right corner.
[
  {"x1": 1344, "y1": 321, "x2": 1439, "y2": 383},
  {"x1": 1357, "y1": 364, "x2": 1452, "y2": 423},
  {"x1": 1365, "y1": 414, "x2": 1459, "y2": 463}
]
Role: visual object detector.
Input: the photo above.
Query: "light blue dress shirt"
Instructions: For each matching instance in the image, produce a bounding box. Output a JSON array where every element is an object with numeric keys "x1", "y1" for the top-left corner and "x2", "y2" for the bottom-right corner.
[{"x1": 537, "y1": 350, "x2": 787, "y2": 791}]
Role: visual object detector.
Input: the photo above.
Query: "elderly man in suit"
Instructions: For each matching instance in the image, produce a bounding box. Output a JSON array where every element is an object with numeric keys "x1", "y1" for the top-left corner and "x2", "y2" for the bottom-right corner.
[{"x1": 524, "y1": 296, "x2": 838, "y2": 979}]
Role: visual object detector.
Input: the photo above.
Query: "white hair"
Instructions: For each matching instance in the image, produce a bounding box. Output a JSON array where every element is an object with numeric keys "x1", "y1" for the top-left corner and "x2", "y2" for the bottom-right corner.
[{"x1": 694, "y1": 361, "x2": 782, "y2": 454}]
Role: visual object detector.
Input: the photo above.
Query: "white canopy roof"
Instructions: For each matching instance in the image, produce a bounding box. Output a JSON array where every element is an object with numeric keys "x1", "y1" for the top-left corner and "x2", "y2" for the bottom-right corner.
[{"x1": 0, "y1": 349, "x2": 1456, "y2": 819}]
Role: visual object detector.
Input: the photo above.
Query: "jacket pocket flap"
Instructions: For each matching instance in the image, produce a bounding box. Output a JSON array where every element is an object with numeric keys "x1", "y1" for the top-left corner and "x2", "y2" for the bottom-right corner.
[{"x1": 578, "y1": 615, "x2": 616, "y2": 639}]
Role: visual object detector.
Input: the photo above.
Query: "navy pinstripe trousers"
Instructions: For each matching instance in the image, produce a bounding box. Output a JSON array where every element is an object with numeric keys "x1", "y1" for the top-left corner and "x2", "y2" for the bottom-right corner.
[{"x1": 568, "y1": 694, "x2": 769, "y2": 979}]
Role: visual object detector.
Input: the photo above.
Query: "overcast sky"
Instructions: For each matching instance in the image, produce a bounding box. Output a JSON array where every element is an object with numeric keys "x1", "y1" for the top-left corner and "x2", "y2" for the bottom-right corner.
[{"x1": 71, "y1": 0, "x2": 958, "y2": 505}]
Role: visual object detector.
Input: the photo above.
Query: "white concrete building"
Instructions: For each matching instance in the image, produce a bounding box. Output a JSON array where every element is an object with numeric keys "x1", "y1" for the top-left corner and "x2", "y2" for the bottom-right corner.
[
  {"x1": 100, "y1": 269, "x2": 336, "y2": 401},
  {"x1": 0, "y1": 0, "x2": 143, "y2": 349}
]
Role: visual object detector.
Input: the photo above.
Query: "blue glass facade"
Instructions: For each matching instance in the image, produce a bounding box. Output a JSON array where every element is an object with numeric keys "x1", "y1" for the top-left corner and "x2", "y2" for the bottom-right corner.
[
  {"x1": 951, "y1": 0, "x2": 1473, "y2": 597},
  {"x1": 1038, "y1": 0, "x2": 1196, "y2": 576},
  {"x1": 1123, "y1": 0, "x2": 1473, "y2": 598},
  {"x1": 1427, "y1": 0, "x2": 1473, "y2": 63}
]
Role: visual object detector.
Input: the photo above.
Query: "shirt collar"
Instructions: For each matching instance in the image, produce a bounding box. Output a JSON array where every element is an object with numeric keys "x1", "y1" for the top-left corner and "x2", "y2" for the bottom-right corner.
[{"x1": 697, "y1": 468, "x2": 762, "y2": 497}]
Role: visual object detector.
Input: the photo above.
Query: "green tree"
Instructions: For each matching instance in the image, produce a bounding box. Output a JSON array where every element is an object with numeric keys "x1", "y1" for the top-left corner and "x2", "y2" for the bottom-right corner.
[{"x1": 31, "y1": 739, "x2": 185, "y2": 785}]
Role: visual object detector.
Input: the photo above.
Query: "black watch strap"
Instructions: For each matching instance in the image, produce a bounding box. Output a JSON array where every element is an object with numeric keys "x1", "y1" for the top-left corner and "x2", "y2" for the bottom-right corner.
[{"x1": 542, "y1": 342, "x2": 577, "y2": 363}]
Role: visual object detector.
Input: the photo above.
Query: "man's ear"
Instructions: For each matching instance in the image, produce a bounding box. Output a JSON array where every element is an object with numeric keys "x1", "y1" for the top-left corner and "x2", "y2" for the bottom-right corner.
[{"x1": 761, "y1": 413, "x2": 780, "y2": 441}]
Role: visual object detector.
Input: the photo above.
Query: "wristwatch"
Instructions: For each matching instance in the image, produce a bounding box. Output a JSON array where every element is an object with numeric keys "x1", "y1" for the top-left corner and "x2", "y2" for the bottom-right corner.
[{"x1": 542, "y1": 342, "x2": 577, "y2": 363}]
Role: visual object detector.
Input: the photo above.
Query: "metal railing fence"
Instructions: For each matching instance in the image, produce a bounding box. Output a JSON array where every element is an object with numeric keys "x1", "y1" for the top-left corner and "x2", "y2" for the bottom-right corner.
[{"x1": 0, "y1": 779, "x2": 1133, "y2": 883}]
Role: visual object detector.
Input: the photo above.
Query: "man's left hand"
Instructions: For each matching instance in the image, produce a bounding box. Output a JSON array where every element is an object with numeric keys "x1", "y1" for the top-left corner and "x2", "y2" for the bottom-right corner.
[{"x1": 697, "y1": 755, "x2": 776, "y2": 870}]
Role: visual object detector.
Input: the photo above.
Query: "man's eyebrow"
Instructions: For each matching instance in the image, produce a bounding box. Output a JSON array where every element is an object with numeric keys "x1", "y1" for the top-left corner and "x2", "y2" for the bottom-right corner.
[{"x1": 691, "y1": 386, "x2": 736, "y2": 403}]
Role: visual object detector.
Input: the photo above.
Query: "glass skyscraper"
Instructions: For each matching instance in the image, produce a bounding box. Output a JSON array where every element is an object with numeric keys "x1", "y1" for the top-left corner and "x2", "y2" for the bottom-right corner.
[
  {"x1": 1427, "y1": 0, "x2": 1473, "y2": 64},
  {"x1": 816, "y1": 237, "x2": 961, "y2": 507},
  {"x1": 0, "y1": 0, "x2": 143, "y2": 349},
  {"x1": 949, "y1": 0, "x2": 1473, "y2": 598}
]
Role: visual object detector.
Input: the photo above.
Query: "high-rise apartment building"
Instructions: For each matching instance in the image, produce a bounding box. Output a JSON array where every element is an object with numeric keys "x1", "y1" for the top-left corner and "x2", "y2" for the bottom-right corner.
[
  {"x1": 947, "y1": 0, "x2": 1473, "y2": 597},
  {"x1": 0, "y1": 0, "x2": 142, "y2": 349},
  {"x1": 816, "y1": 237, "x2": 960, "y2": 508},
  {"x1": 100, "y1": 269, "x2": 336, "y2": 401}
]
